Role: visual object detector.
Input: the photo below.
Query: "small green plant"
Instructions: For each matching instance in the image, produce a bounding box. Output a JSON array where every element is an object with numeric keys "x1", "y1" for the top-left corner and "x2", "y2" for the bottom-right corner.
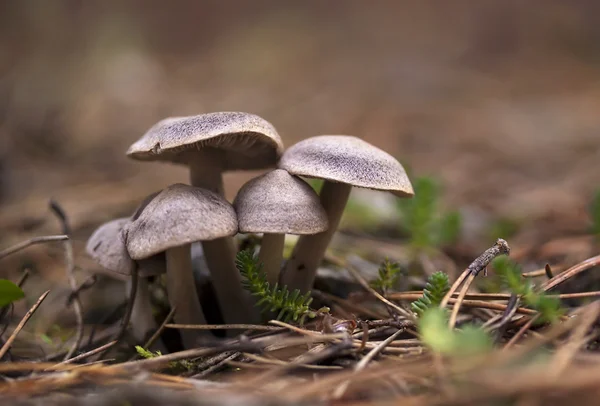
[
  {"x1": 135, "y1": 345, "x2": 161, "y2": 359},
  {"x1": 236, "y1": 250, "x2": 319, "y2": 323},
  {"x1": 0, "y1": 279, "x2": 25, "y2": 308},
  {"x1": 492, "y1": 256, "x2": 564, "y2": 323},
  {"x1": 135, "y1": 346, "x2": 194, "y2": 371},
  {"x1": 590, "y1": 189, "x2": 600, "y2": 239},
  {"x1": 396, "y1": 176, "x2": 461, "y2": 251},
  {"x1": 371, "y1": 259, "x2": 403, "y2": 292},
  {"x1": 419, "y1": 307, "x2": 493, "y2": 356},
  {"x1": 411, "y1": 271, "x2": 450, "y2": 316}
]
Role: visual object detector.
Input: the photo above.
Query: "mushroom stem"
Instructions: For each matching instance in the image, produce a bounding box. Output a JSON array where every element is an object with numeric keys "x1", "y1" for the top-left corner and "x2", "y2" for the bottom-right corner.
[
  {"x1": 188, "y1": 149, "x2": 225, "y2": 195},
  {"x1": 258, "y1": 233, "x2": 285, "y2": 286},
  {"x1": 128, "y1": 277, "x2": 168, "y2": 353},
  {"x1": 165, "y1": 243, "x2": 207, "y2": 348},
  {"x1": 203, "y1": 238, "x2": 260, "y2": 325},
  {"x1": 187, "y1": 149, "x2": 258, "y2": 325},
  {"x1": 281, "y1": 181, "x2": 352, "y2": 293},
  {"x1": 128, "y1": 277, "x2": 156, "y2": 342}
]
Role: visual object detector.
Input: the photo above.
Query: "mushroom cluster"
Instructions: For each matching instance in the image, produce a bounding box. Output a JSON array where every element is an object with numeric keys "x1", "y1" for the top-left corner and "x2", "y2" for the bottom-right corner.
[{"x1": 86, "y1": 112, "x2": 414, "y2": 349}]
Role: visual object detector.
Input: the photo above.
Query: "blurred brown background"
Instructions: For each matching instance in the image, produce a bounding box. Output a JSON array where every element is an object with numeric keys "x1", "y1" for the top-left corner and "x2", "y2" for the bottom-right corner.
[{"x1": 1, "y1": 1, "x2": 600, "y2": 273}]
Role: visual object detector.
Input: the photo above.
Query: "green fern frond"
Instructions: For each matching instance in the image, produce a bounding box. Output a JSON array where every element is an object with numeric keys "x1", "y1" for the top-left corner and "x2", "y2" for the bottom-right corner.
[
  {"x1": 236, "y1": 249, "x2": 315, "y2": 323},
  {"x1": 492, "y1": 256, "x2": 563, "y2": 323},
  {"x1": 411, "y1": 271, "x2": 450, "y2": 317},
  {"x1": 371, "y1": 258, "x2": 402, "y2": 292}
]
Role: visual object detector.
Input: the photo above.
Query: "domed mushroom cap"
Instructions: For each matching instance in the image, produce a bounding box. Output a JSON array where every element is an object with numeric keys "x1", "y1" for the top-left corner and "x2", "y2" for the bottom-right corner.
[
  {"x1": 233, "y1": 169, "x2": 329, "y2": 235},
  {"x1": 278, "y1": 135, "x2": 414, "y2": 197},
  {"x1": 126, "y1": 112, "x2": 284, "y2": 170},
  {"x1": 125, "y1": 183, "x2": 238, "y2": 260},
  {"x1": 86, "y1": 218, "x2": 165, "y2": 277},
  {"x1": 86, "y1": 218, "x2": 134, "y2": 276}
]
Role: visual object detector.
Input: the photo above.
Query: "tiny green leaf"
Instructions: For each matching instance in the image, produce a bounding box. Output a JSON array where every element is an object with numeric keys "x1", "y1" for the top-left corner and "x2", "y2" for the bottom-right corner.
[
  {"x1": 0, "y1": 279, "x2": 25, "y2": 308},
  {"x1": 135, "y1": 346, "x2": 161, "y2": 359},
  {"x1": 411, "y1": 271, "x2": 450, "y2": 317},
  {"x1": 419, "y1": 308, "x2": 493, "y2": 356},
  {"x1": 418, "y1": 308, "x2": 456, "y2": 354}
]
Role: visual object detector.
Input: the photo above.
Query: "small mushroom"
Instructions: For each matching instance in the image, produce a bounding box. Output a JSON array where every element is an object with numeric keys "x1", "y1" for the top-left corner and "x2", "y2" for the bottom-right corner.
[
  {"x1": 233, "y1": 169, "x2": 328, "y2": 285},
  {"x1": 86, "y1": 217, "x2": 165, "y2": 349},
  {"x1": 126, "y1": 112, "x2": 282, "y2": 327},
  {"x1": 124, "y1": 183, "x2": 256, "y2": 347},
  {"x1": 278, "y1": 135, "x2": 414, "y2": 293}
]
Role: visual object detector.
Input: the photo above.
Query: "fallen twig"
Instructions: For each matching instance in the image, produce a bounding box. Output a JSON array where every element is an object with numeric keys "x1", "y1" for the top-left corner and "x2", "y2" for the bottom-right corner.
[
  {"x1": 0, "y1": 235, "x2": 68, "y2": 260},
  {"x1": 0, "y1": 290, "x2": 50, "y2": 360},
  {"x1": 49, "y1": 199, "x2": 84, "y2": 361}
]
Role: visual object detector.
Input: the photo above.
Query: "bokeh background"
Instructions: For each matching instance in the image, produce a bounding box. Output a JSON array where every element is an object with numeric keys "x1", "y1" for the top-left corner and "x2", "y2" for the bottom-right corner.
[{"x1": 1, "y1": 1, "x2": 600, "y2": 332}]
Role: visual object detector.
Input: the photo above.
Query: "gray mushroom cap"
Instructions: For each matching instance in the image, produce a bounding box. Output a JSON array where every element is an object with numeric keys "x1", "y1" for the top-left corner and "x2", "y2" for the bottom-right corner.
[
  {"x1": 124, "y1": 183, "x2": 238, "y2": 260},
  {"x1": 278, "y1": 135, "x2": 414, "y2": 197},
  {"x1": 86, "y1": 218, "x2": 165, "y2": 277},
  {"x1": 233, "y1": 169, "x2": 329, "y2": 235},
  {"x1": 126, "y1": 112, "x2": 284, "y2": 170}
]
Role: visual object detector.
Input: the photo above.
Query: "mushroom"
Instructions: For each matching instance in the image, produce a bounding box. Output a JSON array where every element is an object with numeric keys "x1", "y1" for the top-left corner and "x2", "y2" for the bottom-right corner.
[
  {"x1": 124, "y1": 183, "x2": 255, "y2": 347},
  {"x1": 86, "y1": 217, "x2": 166, "y2": 349},
  {"x1": 278, "y1": 135, "x2": 414, "y2": 293},
  {"x1": 126, "y1": 112, "x2": 283, "y2": 324},
  {"x1": 233, "y1": 169, "x2": 328, "y2": 285}
]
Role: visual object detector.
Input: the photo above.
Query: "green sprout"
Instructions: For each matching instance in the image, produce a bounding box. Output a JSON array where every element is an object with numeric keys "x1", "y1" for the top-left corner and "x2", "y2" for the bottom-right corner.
[
  {"x1": 396, "y1": 177, "x2": 461, "y2": 252},
  {"x1": 419, "y1": 308, "x2": 493, "y2": 356},
  {"x1": 411, "y1": 271, "x2": 450, "y2": 317},
  {"x1": 371, "y1": 259, "x2": 403, "y2": 293},
  {"x1": 492, "y1": 256, "x2": 564, "y2": 323}
]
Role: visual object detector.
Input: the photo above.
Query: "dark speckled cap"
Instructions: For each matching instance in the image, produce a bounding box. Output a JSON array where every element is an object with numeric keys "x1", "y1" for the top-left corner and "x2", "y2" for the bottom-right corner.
[
  {"x1": 126, "y1": 112, "x2": 284, "y2": 170},
  {"x1": 278, "y1": 135, "x2": 414, "y2": 197},
  {"x1": 233, "y1": 169, "x2": 328, "y2": 235},
  {"x1": 124, "y1": 183, "x2": 238, "y2": 260}
]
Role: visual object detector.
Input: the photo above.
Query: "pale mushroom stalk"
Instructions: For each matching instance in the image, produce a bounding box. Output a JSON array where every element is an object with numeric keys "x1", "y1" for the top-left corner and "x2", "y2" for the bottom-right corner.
[
  {"x1": 258, "y1": 233, "x2": 286, "y2": 286},
  {"x1": 188, "y1": 149, "x2": 225, "y2": 195},
  {"x1": 281, "y1": 182, "x2": 351, "y2": 292},
  {"x1": 187, "y1": 151, "x2": 258, "y2": 324},
  {"x1": 202, "y1": 239, "x2": 258, "y2": 324},
  {"x1": 126, "y1": 277, "x2": 157, "y2": 342},
  {"x1": 164, "y1": 243, "x2": 207, "y2": 348}
]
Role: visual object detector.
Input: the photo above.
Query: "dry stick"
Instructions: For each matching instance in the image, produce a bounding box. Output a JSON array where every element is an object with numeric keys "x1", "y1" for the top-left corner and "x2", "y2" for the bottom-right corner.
[
  {"x1": 0, "y1": 290, "x2": 50, "y2": 359},
  {"x1": 0, "y1": 235, "x2": 68, "y2": 260},
  {"x1": 440, "y1": 239, "x2": 511, "y2": 310},
  {"x1": 391, "y1": 291, "x2": 600, "y2": 302},
  {"x1": 313, "y1": 289, "x2": 388, "y2": 319},
  {"x1": 448, "y1": 273, "x2": 477, "y2": 329},
  {"x1": 503, "y1": 315, "x2": 540, "y2": 350},
  {"x1": 166, "y1": 323, "x2": 280, "y2": 332},
  {"x1": 332, "y1": 329, "x2": 404, "y2": 399},
  {"x1": 328, "y1": 255, "x2": 414, "y2": 320},
  {"x1": 550, "y1": 301, "x2": 600, "y2": 377},
  {"x1": 542, "y1": 254, "x2": 600, "y2": 292},
  {"x1": 49, "y1": 200, "x2": 84, "y2": 361},
  {"x1": 191, "y1": 351, "x2": 241, "y2": 379},
  {"x1": 447, "y1": 239, "x2": 511, "y2": 328},
  {"x1": 55, "y1": 340, "x2": 118, "y2": 365}
]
